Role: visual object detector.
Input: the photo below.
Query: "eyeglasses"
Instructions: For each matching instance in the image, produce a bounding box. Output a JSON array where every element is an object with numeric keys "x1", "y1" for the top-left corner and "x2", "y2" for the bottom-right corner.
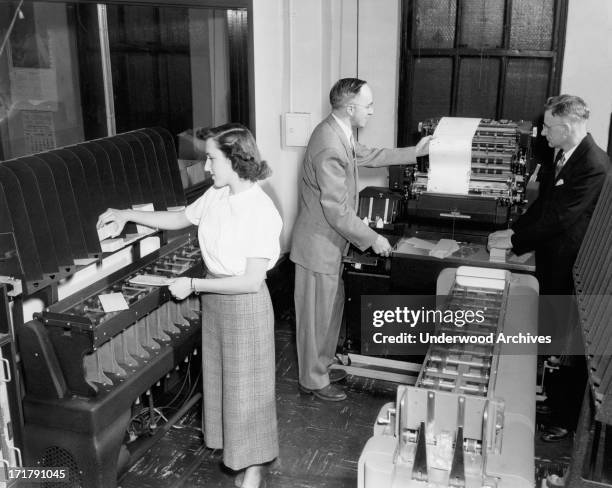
[{"x1": 349, "y1": 102, "x2": 374, "y2": 110}]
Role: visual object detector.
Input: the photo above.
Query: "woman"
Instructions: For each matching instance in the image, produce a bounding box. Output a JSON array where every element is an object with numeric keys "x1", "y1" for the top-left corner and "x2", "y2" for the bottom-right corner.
[{"x1": 97, "y1": 123, "x2": 281, "y2": 488}]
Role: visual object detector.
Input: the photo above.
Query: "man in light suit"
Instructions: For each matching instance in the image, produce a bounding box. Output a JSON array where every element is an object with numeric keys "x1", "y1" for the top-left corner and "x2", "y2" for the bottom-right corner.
[
  {"x1": 290, "y1": 78, "x2": 431, "y2": 401},
  {"x1": 489, "y1": 94, "x2": 610, "y2": 441}
]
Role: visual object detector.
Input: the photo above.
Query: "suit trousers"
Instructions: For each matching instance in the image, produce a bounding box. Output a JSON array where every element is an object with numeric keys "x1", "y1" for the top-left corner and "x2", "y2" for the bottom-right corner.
[{"x1": 294, "y1": 263, "x2": 345, "y2": 390}]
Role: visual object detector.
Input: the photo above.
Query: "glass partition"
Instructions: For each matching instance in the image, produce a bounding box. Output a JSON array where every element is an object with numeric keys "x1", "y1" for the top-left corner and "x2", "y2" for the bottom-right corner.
[{"x1": 0, "y1": 1, "x2": 249, "y2": 167}]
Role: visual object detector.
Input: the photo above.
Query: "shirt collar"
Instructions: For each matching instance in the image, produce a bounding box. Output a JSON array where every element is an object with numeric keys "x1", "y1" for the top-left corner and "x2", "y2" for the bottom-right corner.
[
  {"x1": 331, "y1": 113, "x2": 354, "y2": 146},
  {"x1": 227, "y1": 182, "x2": 259, "y2": 202},
  {"x1": 559, "y1": 135, "x2": 585, "y2": 164}
]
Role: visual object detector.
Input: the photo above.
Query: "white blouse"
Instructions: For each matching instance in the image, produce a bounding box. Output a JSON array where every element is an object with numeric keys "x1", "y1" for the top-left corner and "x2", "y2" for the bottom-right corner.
[{"x1": 185, "y1": 184, "x2": 282, "y2": 277}]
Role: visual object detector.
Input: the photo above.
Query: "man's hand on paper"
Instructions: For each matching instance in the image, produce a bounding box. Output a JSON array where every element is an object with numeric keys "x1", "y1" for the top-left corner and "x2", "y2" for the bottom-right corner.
[
  {"x1": 487, "y1": 229, "x2": 514, "y2": 252},
  {"x1": 372, "y1": 235, "x2": 393, "y2": 257},
  {"x1": 97, "y1": 208, "x2": 128, "y2": 238},
  {"x1": 415, "y1": 135, "x2": 434, "y2": 157},
  {"x1": 168, "y1": 277, "x2": 192, "y2": 301}
]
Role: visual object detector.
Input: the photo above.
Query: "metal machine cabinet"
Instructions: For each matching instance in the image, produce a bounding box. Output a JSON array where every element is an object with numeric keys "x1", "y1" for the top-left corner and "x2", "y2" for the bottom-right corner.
[{"x1": 358, "y1": 267, "x2": 539, "y2": 488}]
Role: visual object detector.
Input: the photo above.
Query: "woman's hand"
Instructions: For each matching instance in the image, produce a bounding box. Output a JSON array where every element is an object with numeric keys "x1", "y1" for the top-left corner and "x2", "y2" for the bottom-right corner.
[
  {"x1": 97, "y1": 208, "x2": 129, "y2": 238},
  {"x1": 168, "y1": 277, "x2": 192, "y2": 300}
]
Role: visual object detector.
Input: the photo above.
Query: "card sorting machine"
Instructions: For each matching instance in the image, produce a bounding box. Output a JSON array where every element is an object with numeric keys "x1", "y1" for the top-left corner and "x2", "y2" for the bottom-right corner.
[
  {"x1": 566, "y1": 171, "x2": 612, "y2": 487},
  {"x1": 17, "y1": 234, "x2": 202, "y2": 487},
  {"x1": 358, "y1": 267, "x2": 539, "y2": 488},
  {"x1": 385, "y1": 118, "x2": 535, "y2": 234},
  {"x1": 0, "y1": 128, "x2": 202, "y2": 487},
  {"x1": 0, "y1": 127, "x2": 185, "y2": 295}
]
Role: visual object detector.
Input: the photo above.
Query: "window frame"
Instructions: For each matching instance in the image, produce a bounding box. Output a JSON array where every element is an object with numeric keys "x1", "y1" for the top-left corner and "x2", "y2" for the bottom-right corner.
[{"x1": 397, "y1": 0, "x2": 569, "y2": 146}]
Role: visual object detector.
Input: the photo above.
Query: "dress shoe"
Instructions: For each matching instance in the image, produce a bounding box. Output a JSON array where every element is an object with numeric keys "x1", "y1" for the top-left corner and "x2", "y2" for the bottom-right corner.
[
  {"x1": 298, "y1": 383, "x2": 347, "y2": 401},
  {"x1": 329, "y1": 368, "x2": 347, "y2": 383},
  {"x1": 541, "y1": 426, "x2": 570, "y2": 442}
]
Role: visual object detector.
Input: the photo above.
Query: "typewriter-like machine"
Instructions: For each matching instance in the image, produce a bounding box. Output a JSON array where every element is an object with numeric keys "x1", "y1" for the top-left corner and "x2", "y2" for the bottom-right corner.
[
  {"x1": 359, "y1": 118, "x2": 535, "y2": 243},
  {"x1": 346, "y1": 119, "x2": 538, "y2": 352},
  {"x1": 0, "y1": 128, "x2": 203, "y2": 487},
  {"x1": 356, "y1": 119, "x2": 612, "y2": 487},
  {"x1": 345, "y1": 118, "x2": 538, "y2": 357},
  {"x1": 388, "y1": 118, "x2": 534, "y2": 236}
]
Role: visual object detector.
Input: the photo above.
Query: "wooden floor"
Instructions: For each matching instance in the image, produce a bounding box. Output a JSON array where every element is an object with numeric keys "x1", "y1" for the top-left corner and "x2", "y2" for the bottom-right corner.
[
  {"x1": 119, "y1": 318, "x2": 398, "y2": 488},
  {"x1": 118, "y1": 317, "x2": 574, "y2": 488}
]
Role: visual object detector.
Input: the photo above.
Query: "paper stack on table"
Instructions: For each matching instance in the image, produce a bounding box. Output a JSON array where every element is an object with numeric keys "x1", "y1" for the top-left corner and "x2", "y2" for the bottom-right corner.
[
  {"x1": 489, "y1": 247, "x2": 507, "y2": 263},
  {"x1": 428, "y1": 239, "x2": 460, "y2": 259}
]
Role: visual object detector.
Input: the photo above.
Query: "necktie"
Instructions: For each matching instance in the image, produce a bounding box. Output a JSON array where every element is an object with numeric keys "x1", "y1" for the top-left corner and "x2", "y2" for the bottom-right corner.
[
  {"x1": 554, "y1": 150, "x2": 565, "y2": 179},
  {"x1": 350, "y1": 134, "x2": 356, "y2": 160}
]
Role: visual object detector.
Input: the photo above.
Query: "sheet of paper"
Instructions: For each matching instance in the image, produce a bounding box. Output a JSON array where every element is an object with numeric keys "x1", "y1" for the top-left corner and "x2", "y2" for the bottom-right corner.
[
  {"x1": 397, "y1": 237, "x2": 436, "y2": 251},
  {"x1": 427, "y1": 117, "x2": 480, "y2": 195},
  {"x1": 129, "y1": 274, "x2": 173, "y2": 287},
  {"x1": 97, "y1": 222, "x2": 120, "y2": 241},
  {"x1": 101, "y1": 238, "x2": 125, "y2": 253},
  {"x1": 429, "y1": 238, "x2": 460, "y2": 259},
  {"x1": 508, "y1": 251, "x2": 534, "y2": 264},
  {"x1": 489, "y1": 247, "x2": 507, "y2": 263},
  {"x1": 98, "y1": 292, "x2": 129, "y2": 313}
]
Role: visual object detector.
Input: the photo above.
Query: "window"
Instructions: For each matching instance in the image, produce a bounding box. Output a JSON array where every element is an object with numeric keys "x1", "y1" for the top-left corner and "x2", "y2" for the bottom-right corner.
[
  {"x1": 0, "y1": 1, "x2": 251, "y2": 161},
  {"x1": 397, "y1": 0, "x2": 568, "y2": 146}
]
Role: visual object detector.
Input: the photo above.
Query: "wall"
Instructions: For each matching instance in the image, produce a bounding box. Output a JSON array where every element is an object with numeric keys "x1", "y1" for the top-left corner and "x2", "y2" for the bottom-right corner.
[
  {"x1": 561, "y1": 0, "x2": 612, "y2": 149},
  {"x1": 252, "y1": 0, "x2": 400, "y2": 252},
  {"x1": 252, "y1": 0, "x2": 612, "y2": 253}
]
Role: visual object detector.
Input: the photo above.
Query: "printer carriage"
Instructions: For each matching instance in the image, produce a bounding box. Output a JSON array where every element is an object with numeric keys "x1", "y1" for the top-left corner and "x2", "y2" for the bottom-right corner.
[{"x1": 385, "y1": 118, "x2": 536, "y2": 239}]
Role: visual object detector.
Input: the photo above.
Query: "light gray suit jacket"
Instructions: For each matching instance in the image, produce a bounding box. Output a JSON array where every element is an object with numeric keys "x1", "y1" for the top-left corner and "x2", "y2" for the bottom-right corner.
[{"x1": 290, "y1": 114, "x2": 417, "y2": 274}]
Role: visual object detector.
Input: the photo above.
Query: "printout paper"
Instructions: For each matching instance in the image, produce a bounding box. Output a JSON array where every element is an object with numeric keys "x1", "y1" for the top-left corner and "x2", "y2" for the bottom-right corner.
[{"x1": 427, "y1": 117, "x2": 481, "y2": 194}]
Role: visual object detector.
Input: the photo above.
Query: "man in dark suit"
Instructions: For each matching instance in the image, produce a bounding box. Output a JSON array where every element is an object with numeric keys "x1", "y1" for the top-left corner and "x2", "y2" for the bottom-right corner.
[
  {"x1": 489, "y1": 94, "x2": 610, "y2": 440},
  {"x1": 489, "y1": 95, "x2": 609, "y2": 292},
  {"x1": 290, "y1": 78, "x2": 431, "y2": 401}
]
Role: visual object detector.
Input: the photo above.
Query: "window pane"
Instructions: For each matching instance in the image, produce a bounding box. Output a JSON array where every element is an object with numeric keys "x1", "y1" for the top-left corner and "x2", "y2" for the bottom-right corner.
[
  {"x1": 510, "y1": 0, "x2": 554, "y2": 50},
  {"x1": 103, "y1": 4, "x2": 229, "y2": 138},
  {"x1": 1, "y1": 1, "x2": 240, "y2": 165},
  {"x1": 502, "y1": 58, "x2": 550, "y2": 121},
  {"x1": 414, "y1": 0, "x2": 456, "y2": 49},
  {"x1": 411, "y1": 57, "x2": 453, "y2": 132},
  {"x1": 0, "y1": 2, "x2": 85, "y2": 159},
  {"x1": 456, "y1": 58, "x2": 500, "y2": 118},
  {"x1": 459, "y1": 0, "x2": 505, "y2": 49}
]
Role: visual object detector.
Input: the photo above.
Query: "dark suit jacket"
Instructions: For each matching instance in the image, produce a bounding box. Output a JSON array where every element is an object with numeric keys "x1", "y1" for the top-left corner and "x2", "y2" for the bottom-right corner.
[
  {"x1": 290, "y1": 115, "x2": 417, "y2": 274},
  {"x1": 511, "y1": 133, "x2": 610, "y2": 293}
]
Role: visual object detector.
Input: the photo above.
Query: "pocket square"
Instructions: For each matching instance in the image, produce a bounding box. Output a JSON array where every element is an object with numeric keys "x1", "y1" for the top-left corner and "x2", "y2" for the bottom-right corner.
[{"x1": 555, "y1": 179, "x2": 564, "y2": 186}]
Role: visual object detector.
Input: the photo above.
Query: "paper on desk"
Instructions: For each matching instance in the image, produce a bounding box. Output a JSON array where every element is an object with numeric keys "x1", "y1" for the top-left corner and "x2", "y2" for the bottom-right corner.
[
  {"x1": 427, "y1": 117, "x2": 480, "y2": 195},
  {"x1": 429, "y1": 239, "x2": 460, "y2": 259},
  {"x1": 508, "y1": 251, "x2": 534, "y2": 264},
  {"x1": 129, "y1": 274, "x2": 174, "y2": 287},
  {"x1": 396, "y1": 237, "x2": 436, "y2": 251},
  {"x1": 98, "y1": 292, "x2": 129, "y2": 312},
  {"x1": 489, "y1": 247, "x2": 507, "y2": 263}
]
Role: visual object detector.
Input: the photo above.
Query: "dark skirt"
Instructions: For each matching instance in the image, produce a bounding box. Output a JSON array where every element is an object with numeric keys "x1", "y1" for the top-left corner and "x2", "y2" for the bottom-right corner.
[{"x1": 200, "y1": 284, "x2": 278, "y2": 470}]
